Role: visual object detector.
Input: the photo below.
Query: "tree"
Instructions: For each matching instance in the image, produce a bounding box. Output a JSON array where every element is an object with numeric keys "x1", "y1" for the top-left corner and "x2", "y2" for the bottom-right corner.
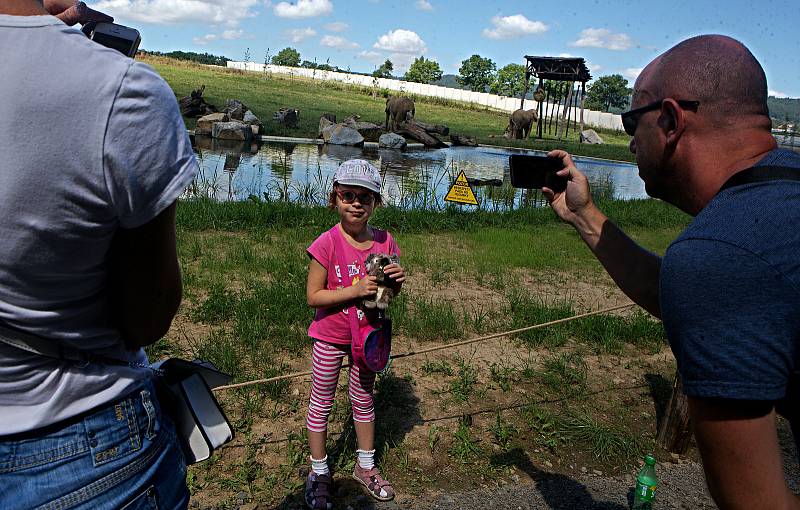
[
  {"x1": 403, "y1": 56, "x2": 442, "y2": 84},
  {"x1": 372, "y1": 59, "x2": 394, "y2": 78},
  {"x1": 490, "y1": 63, "x2": 526, "y2": 97},
  {"x1": 585, "y1": 74, "x2": 632, "y2": 112},
  {"x1": 271, "y1": 47, "x2": 301, "y2": 67},
  {"x1": 301, "y1": 60, "x2": 317, "y2": 69},
  {"x1": 457, "y1": 54, "x2": 496, "y2": 92}
]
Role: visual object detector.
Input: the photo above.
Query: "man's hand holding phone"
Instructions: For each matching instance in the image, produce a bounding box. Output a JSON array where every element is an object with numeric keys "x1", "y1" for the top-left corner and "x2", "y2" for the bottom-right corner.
[
  {"x1": 541, "y1": 150, "x2": 597, "y2": 229},
  {"x1": 44, "y1": 0, "x2": 113, "y2": 25}
]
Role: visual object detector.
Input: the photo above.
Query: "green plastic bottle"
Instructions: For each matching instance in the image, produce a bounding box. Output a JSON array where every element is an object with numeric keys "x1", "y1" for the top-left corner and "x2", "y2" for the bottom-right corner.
[{"x1": 632, "y1": 454, "x2": 657, "y2": 509}]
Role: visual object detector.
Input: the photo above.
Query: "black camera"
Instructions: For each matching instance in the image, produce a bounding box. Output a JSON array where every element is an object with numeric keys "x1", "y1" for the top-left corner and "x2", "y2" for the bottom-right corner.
[{"x1": 508, "y1": 155, "x2": 568, "y2": 192}]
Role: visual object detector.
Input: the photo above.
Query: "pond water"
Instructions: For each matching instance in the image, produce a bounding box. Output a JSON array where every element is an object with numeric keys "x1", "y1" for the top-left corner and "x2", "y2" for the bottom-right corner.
[{"x1": 188, "y1": 136, "x2": 647, "y2": 209}]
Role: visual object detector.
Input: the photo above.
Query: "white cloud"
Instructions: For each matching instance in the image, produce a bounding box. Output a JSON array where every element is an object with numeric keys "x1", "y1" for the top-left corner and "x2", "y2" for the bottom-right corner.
[
  {"x1": 571, "y1": 28, "x2": 633, "y2": 51},
  {"x1": 192, "y1": 29, "x2": 244, "y2": 45},
  {"x1": 373, "y1": 29, "x2": 427, "y2": 54},
  {"x1": 415, "y1": 0, "x2": 433, "y2": 11},
  {"x1": 482, "y1": 14, "x2": 548, "y2": 40},
  {"x1": 769, "y1": 89, "x2": 788, "y2": 98},
  {"x1": 622, "y1": 67, "x2": 642, "y2": 81},
  {"x1": 557, "y1": 53, "x2": 577, "y2": 58},
  {"x1": 92, "y1": 0, "x2": 259, "y2": 27},
  {"x1": 285, "y1": 27, "x2": 316, "y2": 43},
  {"x1": 389, "y1": 53, "x2": 419, "y2": 73},
  {"x1": 273, "y1": 0, "x2": 332, "y2": 18},
  {"x1": 358, "y1": 50, "x2": 383, "y2": 64},
  {"x1": 588, "y1": 63, "x2": 602, "y2": 74},
  {"x1": 324, "y1": 21, "x2": 348, "y2": 32},
  {"x1": 263, "y1": 0, "x2": 271, "y2": 6},
  {"x1": 320, "y1": 35, "x2": 359, "y2": 49}
]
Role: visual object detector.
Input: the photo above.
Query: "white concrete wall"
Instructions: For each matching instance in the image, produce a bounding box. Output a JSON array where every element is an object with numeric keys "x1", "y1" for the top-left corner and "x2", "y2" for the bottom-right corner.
[{"x1": 227, "y1": 61, "x2": 624, "y2": 131}]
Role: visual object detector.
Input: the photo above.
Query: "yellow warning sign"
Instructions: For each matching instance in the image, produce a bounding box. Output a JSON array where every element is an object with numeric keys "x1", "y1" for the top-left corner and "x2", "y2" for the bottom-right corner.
[{"x1": 444, "y1": 170, "x2": 478, "y2": 205}]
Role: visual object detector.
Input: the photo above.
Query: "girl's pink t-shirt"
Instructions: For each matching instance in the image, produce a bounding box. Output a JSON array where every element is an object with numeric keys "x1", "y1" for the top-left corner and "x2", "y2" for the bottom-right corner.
[{"x1": 307, "y1": 225, "x2": 400, "y2": 345}]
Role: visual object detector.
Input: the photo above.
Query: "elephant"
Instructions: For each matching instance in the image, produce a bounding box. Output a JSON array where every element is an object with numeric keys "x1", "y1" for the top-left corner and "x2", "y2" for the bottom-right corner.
[
  {"x1": 385, "y1": 96, "x2": 415, "y2": 132},
  {"x1": 505, "y1": 108, "x2": 538, "y2": 139}
]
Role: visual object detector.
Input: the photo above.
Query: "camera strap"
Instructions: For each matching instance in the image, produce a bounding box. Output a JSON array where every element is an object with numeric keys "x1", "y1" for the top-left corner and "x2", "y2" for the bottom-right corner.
[{"x1": 718, "y1": 165, "x2": 800, "y2": 193}]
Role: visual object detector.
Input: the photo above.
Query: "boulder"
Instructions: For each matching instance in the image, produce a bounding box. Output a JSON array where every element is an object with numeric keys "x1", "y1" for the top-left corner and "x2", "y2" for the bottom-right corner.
[
  {"x1": 467, "y1": 177, "x2": 503, "y2": 187},
  {"x1": 321, "y1": 113, "x2": 336, "y2": 123},
  {"x1": 212, "y1": 121, "x2": 252, "y2": 142},
  {"x1": 274, "y1": 108, "x2": 299, "y2": 128},
  {"x1": 580, "y1": 129, "x2": 604, "y2": 144},
  {"x1": 224, "y1": 99, "x2": 248, "y2": 120},
  {"x1": 324, "y1": 125, "x2": 364, "y2": 146},
  {"x1": 319, "y1": 116, "x2": 335, "y2": 137},
  {"x1": 195, "y1": 112, "x2": 229, "y2": 135},
  {"x1": 378, "y1": 132, "x2": 407, "y2": 149},
  {"x1": 348, "y1": 121, "x2": 384, "y2": 142},
  {"x1": 450, "y1": 134, "x2": 477, "y2": 147},
  {"x1": 243, "y1": 110, "x2": 262, "y2": 136}
]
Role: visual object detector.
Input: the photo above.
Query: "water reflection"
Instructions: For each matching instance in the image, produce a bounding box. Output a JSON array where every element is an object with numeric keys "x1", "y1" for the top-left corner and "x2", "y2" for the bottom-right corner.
[{"x1": 187, "y1": 137, "x2": 647, "y2": 209}]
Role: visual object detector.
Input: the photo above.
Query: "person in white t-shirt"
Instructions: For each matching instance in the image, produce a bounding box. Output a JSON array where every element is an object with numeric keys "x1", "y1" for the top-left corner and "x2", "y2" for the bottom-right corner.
[{"x1": 0, "y1": 1, "x2": 197, "y2": 508}]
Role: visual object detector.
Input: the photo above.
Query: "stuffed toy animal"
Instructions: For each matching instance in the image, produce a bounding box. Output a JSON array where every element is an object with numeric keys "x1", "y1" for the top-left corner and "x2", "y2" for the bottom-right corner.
[{"x1": 362, "y1": 253, "x2": 400, "y2": 310}]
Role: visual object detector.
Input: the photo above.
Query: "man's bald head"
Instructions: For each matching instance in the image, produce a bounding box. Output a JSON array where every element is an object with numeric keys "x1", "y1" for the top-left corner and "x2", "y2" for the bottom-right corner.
[{"x1": 641, "y1": 35, "x2": 769, "y2": 121}]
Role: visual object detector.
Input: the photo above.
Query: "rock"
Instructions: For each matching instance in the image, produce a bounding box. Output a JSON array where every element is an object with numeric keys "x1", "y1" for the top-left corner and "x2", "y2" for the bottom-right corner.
[
  {"x1": 239, "y1": 504, "x2": 259, "y2": 510},
  {"x1": 450, "y1": 134, "x2": 477, "y2": 147},
  {"x1": 348, "y1": 121, "x2": 384, "y2": 142},
  {"x1": 291, "y1": 387, "x2": 300, "y2": 397},
  {"x1": 580, "y1": 128, "x2": 604, "y2": 144},
  {"x1": 321, "y1": 113, "x2": 336, "y2": 123},
  {"x1": 580, "y1": 466, "x2": 587, "y2": 473},
  {"x1": 236, "y1": 491, "x2": 249, "y2": 505},
  {"x1": 544, "y1": 460, "x2": 553, "y2": 468},
  {"x1": 379, "y1": 132, "x2": 407, "y2": 149},
  {"x1": 195, "y1": 112, "x2": 229, "y2": 135},
  {"x1": 224, "y1": 99, "x2": 248, "y2": 120},
  {"x1": 243, "y1": 110, "x2": 262, "y2": 135},
  {"x1": 511, "y1": 474, "x2": 520, "y2": 483},
  {"x1": 179, "y1": 85, "x2": 217, "y2": 118},
  {"x1": 212, "y1": 121, "x2": 252, "y2": 142},
  {"x1": 325, "y1": 125, "x2": 364, "y2": 146},
  {"x1": 318, "y1": 116, "x2": 335, "y2": 137},
  {"x1": 592, "y1": 469, "x2": 603, "y2": 476}
]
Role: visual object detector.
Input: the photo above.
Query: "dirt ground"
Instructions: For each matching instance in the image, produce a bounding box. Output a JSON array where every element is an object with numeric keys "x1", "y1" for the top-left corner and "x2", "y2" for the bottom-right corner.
[{"x1": 184, "y1": 270, "x2": 798, "y2": 510}]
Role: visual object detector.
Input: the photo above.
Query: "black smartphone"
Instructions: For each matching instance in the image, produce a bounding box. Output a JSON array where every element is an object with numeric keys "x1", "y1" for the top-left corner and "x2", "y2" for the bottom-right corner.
[
  {"x1": 508, "y1": 155, "x2": 568, "y2": 192},
  {"x1": 84, "y1": 22, "x2": 141, "y2": 58}
]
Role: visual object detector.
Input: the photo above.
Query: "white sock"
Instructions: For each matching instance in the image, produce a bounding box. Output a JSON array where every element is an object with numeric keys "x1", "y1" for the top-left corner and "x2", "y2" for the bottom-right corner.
[
  {"x1": 311, "y1": 455, "x2": 329, "y2": 475},
  {"x1": 357, "y1": 449, "x2": 375, "y2": 470}
]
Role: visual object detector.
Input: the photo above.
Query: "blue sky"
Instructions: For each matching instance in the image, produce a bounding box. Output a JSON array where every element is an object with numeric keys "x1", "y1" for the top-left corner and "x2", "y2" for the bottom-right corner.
[{"x1": 92, "y1": 0, "x2": 799, "y2": 98}]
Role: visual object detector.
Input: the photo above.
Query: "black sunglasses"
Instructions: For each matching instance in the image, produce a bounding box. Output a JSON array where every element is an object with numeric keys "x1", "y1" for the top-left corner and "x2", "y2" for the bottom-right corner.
[
  {"x1": 621, "y1": 99, "x2": 700, "y2": 136},
  {"x1": 336, "y1": 189, "x2": 376, "y2": 205}
]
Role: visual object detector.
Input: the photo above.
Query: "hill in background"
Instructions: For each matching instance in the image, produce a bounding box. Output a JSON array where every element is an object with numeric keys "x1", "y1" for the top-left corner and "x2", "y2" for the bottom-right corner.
[{"x1": 768, "y1": 97, "x2": 800, "y2": 124}]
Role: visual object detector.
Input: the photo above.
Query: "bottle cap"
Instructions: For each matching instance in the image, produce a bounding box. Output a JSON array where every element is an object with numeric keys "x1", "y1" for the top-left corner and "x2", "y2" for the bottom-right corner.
[{"x1": 644, "y1": 454, "x2": 656, "y2": 466}]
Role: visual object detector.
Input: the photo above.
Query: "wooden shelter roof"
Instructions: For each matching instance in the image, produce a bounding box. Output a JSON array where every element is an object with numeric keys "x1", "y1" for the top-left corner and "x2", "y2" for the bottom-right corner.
[{"x1": 523, "y1": 56, "x2": 592, "y2": 82}]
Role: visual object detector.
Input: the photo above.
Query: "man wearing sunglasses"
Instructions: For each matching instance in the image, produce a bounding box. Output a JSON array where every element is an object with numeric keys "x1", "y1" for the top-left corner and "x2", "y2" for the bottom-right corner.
[{"x1": 544, "y1": 34, "x2": 800, "y2": 509}]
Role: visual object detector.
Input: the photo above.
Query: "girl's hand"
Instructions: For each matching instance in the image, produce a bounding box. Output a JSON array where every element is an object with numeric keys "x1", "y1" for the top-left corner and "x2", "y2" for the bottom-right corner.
[
  {"x1": 383, "y1": 263, "x2": 406, "y2": 285},
  {"x1": 352, "y1": 275, "x2": 378, "y2": 298}
]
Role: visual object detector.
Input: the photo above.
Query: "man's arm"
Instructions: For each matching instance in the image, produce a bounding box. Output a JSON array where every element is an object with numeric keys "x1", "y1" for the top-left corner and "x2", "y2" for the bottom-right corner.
[
  {"x1": 109, "y1": 201, "x2": 182, "y2": 350},
  {"x1": 544, "y1": 150, "x2": 662, "y2": 317},
  {"x1": 689, "y1": 398, "x2": 800, "y2": 510}
]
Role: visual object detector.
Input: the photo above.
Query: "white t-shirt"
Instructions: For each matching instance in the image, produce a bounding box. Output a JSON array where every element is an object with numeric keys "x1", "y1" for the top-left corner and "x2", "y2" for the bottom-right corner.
[{"x1": 0, "y1": 15, "x2": 198, "y2": 434}]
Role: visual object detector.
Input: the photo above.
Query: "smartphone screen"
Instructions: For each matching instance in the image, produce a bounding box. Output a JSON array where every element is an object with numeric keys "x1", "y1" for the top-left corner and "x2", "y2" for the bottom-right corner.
[
  {"x1": 508, "y1": 155, "x2": 567, "y2": 192},
  {"x1": 91, "y1": 32, "x2": 136, "y2": 56}
]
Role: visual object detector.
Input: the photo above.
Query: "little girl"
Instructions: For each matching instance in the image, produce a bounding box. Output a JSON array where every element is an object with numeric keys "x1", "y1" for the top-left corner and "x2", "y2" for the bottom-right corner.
[{"x1": 304, "y1": 159, "x2": 405, "y2": 509}]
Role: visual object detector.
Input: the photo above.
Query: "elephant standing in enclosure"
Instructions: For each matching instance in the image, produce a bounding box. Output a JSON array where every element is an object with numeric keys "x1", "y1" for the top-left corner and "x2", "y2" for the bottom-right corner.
[
  {"x1": 505, "y1": 108, "x2": 538, "y2": 139},
  {"x1": 385, "y1": 96, "x2": 415, "y2": 132}
]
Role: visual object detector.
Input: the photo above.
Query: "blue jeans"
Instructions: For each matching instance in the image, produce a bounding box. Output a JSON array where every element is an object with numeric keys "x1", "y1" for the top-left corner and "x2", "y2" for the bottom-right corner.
[{"x1": 0, "y1": 377, "x2": 189, "y2": 510}]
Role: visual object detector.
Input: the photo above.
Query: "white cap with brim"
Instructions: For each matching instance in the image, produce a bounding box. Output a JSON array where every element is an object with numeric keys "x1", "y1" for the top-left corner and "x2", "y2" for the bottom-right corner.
[{"x1": 333, "y1": 159, "x2": 382, "y2": 193}]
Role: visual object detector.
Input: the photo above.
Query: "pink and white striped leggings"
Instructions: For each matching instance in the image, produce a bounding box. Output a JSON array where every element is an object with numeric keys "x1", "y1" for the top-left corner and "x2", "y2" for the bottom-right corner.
[{"x1": 306, "y1": 339, "x2": 376, "y2": 433}]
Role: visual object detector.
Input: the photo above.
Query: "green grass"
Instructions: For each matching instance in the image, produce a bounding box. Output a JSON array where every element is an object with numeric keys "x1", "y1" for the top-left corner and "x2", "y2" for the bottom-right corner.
[{"x1": 144, "y1": 55, "x2": 636, "y2": 162}]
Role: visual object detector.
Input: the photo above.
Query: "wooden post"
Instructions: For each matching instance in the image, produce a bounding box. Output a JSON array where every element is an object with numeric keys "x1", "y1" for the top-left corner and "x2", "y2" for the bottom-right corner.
[
  {"x1": 656, "y1": 372, "x2": 693, "y2": 454},
  {"x1": 579, "y1": 82, "x2": 586, "y2": 134},
  {"x1": 537, "y1": 77, "x2": 544, "y2": 139},
  {"x1": 557, "y1": 81, "x2": 574, "y2": 140}
]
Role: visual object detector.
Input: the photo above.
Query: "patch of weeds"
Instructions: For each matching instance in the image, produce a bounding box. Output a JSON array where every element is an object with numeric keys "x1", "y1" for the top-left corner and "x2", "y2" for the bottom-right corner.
[
  {"x1": 219, "y1": 433, "x2": 263, "y2": 493},
  {"x1": 430, "y1": 265, "x2": 453, "y2": 286},
  {"x1": 449, "y1": 420, "x2": 483, "y2": 463},
  {"x1": 464, "y1": 303, "x2": 493, "y2": 334},
  {"x1": 404, "y1": 296, "x2": 464, "y2": 342},
  {"x1": 386, "y1": 439, "x2": 411, "y2": 472},
  {"x1": 541, "y1": 352, "x2": 588, "y2": 396},
  {"x1": 521, "y1": 405, "x2": 569, "y2": 451},
  {"x1": 489, "y1": 362, "x2": 517, "y2": 392},
  {"x1": 421, "y1": 359, "x2": 454, "y2": 376},
  {"x1": 144, "y1": 336, "x2": 179, "y2": 360},
  {"x1": 284, "y1": 429, "x2": 310, "y2": 470},
  {"x1": 505, "y1": 288, "x2": 574, "y2": 347},
  {"x1": 427, "y1": 425, "x2": 442, "y2": 454},
  {"x1": 488, "y1": 413, "x2": 517, "y2": 451},
  {"x1": 564, "y1": 414, "x2": 646, "y2": 463},
  {"x1": 193, "y1": 283, "x2": 237, "y2": 324},
  {"x1": 194, "y1": 329, "x2": 244, "y2": 380},
  {"x1": 449, "y1": 357, "x2": 478, "y2": 404}
]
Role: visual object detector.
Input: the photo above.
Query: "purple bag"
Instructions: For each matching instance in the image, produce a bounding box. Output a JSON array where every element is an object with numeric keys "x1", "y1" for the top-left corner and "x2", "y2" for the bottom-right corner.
[{"x1": 329, "y1": 225, "x2": 392, "y2": 373}]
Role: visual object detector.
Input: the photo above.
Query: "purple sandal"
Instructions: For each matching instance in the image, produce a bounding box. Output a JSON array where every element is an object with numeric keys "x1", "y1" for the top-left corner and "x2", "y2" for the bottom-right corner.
[
  {"x1": 353, "y1": 464, "x2": 395, "y2": 502},
  {"x1": 304, "y1": 472, "x2": 333, "y2": 510}
]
